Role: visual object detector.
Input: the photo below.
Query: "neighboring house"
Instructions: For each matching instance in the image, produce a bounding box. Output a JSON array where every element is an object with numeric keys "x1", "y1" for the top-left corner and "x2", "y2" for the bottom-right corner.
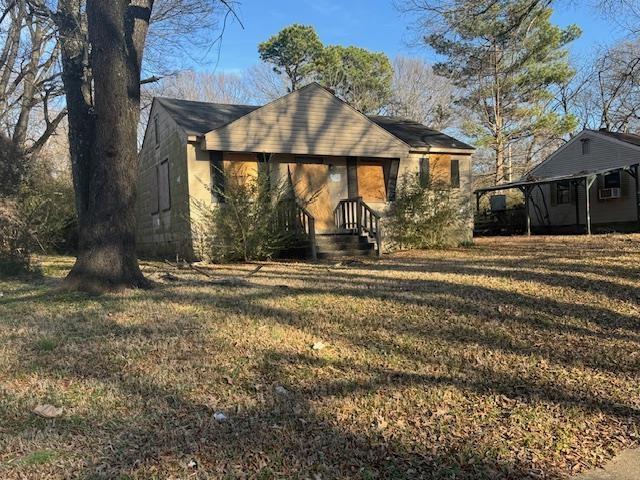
[
  {"x1": 135, "y1": 83, "x2": 474, "y2": 259},
  {"x1": 475, "y1": 129, "x2": 640, "y2": 235}
]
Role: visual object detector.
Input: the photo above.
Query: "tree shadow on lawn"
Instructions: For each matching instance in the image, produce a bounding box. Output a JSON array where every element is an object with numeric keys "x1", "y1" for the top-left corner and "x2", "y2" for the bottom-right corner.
[
  {"x1": 3, "y1": 245, "x2": 640, "y2": 478},
  {"x1": 9, "y1": 308, "x2": 637, "y2": 480}
]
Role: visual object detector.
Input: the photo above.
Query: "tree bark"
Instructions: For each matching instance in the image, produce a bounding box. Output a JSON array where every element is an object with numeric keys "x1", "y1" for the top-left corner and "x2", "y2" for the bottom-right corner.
[{"x1": 58, "y1": 0, "x2": 154, "y2": 291}]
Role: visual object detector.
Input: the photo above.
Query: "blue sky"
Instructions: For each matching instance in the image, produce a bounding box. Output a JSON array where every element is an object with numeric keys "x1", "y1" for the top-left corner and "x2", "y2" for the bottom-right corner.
[{"x1": 185, "y1": 0, "x2": 628, "y2": 74}]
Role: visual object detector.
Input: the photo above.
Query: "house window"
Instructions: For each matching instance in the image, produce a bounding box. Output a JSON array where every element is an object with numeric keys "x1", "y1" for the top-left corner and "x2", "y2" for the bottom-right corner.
[
  {"x1": 157, "y1": 159, "x2": 171, "y2": 211},
  {"x1": 419, "y1": 157, "x2": 430, "y2": 187},
  {"x1": 450, "y1": 159, "x2": 460, "y2": 188},
  {"x1": 556, "y1": 181, "x2": 571, "y2": 204},
  {"x1": 581, "y1": 138, "x2": 590, "y2": 155},
  {"x1": 154, "y1": 116, "x2": 159, "y2": 146},
  {"x1": 603, "y1": 171, "x2": 621, "y2": 189}
]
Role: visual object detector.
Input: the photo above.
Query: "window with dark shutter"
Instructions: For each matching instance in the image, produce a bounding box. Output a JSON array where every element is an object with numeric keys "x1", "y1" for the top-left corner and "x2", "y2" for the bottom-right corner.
[
  {"x1": 450, "y1": 159, "x2": 460, "y2": 188},
  {"x1": 419, "y1": 157, "x2": 430, "y2": 187},
  {"x1": 210, "y1": 151, "x2": 225, "y2": 203},
  {"x1": 387, "y1": 159, "x2": 400, "y2": 201},
  {"x1": 158, "y1": 159, "x2": 171, "y2": 211}
]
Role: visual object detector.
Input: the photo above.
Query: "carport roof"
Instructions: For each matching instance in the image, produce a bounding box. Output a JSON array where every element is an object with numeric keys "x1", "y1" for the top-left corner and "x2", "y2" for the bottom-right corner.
[{"x1": 474, "y1": 164, "x2": 640, "y2": 194}]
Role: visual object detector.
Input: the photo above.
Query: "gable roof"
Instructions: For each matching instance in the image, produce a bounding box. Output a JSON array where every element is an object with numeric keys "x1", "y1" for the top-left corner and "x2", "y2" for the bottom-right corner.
[
  {"x1": 155, "y1": 86, "x2": 473, "y2": 152},
  {"x1": 202, "y1": 83, "x2": 411, "y2": 158},
  {"x1": 369, "y1": 116, "x2": 474, "y2": 150},
  {"x1": 155, "y1": 97, "x2": 259, "y2": 136},
  {"x1": 587, "y1": 128, "x2": 640, "y2": 147},
  {"x1": 527, "y1": 128, "x2": 640, "y2": 180}
]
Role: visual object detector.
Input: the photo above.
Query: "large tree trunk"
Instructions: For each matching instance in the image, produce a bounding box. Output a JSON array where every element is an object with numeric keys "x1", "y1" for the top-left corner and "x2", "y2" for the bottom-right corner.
[{"x1": 58, "y1": 0, "x2": 153, "y2": 292}]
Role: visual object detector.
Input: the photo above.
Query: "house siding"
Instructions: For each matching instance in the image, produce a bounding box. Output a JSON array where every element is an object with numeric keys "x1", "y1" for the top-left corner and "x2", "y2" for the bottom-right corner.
[
  {"x1": 527, "y1": 132, "x2": 640, "y2": 229},
  {"x1": 136, "y1": 102, "x2": 192, "y2": 258},
  {"x1": 204, "y1": 84, "x2": 409, "y2": 159}
]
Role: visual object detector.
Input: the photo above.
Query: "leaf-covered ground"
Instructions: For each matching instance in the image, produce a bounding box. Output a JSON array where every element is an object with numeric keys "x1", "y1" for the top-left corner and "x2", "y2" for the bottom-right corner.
[{"x1": 1, "y1": 235, "x2": 639, "y2": 479}]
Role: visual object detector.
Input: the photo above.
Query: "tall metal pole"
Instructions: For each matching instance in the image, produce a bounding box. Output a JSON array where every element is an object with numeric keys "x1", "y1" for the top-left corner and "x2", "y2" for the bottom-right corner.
[
  {"x1": 574, "y1": 180, "x2": 580, "y2": 234},
  {"x1": 585, "y1": 176, "x2": 593, "y2": 235},
  {"x1": 524, "y1": 186, "x2": 531, "y2": 236}
]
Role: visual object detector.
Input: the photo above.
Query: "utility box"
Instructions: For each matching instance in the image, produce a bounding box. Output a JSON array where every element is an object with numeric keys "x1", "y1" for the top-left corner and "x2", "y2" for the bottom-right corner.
[{"x1": 490, "y1": 194, "x2": 507, "y2": 212}]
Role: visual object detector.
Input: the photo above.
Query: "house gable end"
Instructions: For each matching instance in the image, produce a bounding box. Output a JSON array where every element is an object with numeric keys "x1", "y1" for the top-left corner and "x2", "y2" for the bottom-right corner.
[
  {"x1": 203, "y1": 83, "x2": 409, "y2": 158},
  {"x1": 527, "y1": 130, "x2": 640, "y2": 179}
]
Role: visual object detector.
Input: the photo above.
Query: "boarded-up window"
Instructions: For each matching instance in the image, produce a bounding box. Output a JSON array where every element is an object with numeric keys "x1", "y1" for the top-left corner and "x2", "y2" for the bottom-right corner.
[
  {"x1": 158, "y1": 159, "x2": 171, "y2": 211},
  {"x1": 224, "y1": 160, "x2": 259, "y2": 188},
  {"x1": 450, "y1": 159, "x2": 460, "y2": 188},
  {"x1": 429, "y1": 155, "x2": 451, "y2": 185},
  {"x1": 357, "y1": 161, "x2": 387, "y2": 202}
]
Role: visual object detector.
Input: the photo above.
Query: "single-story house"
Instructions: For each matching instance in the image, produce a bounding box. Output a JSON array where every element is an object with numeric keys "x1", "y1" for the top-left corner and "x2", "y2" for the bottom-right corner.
[
  {"x1": 135, "y1": 82, "x2": 475, "y2": 259},
  {"x1": 475, "y1": 129, "x2": 640, "y2": 235}
]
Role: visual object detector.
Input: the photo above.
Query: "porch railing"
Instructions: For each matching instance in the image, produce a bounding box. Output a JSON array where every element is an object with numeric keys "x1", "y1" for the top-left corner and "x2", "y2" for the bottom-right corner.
[
  {"x1": 334, "y1": 197, "x2": 382, "y2": 256},
  {"x1": 276, "y1": 199, "x2": 317, "y2": 260}
]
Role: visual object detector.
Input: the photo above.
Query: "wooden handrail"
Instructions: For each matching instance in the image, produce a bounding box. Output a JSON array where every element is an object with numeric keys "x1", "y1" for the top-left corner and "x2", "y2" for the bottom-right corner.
[
  {"x1": 334, "y1": 197, "x2": 382, "y2": 257},
  {"x1": 276, "y1": 198, "x2": 317, "y2": 260}
]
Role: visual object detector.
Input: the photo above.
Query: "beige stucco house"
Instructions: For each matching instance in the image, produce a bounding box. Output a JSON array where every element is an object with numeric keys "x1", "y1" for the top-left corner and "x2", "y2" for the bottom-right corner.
[
  {"x1": 475, "y1": 129, "x2": 640, "y2": 235},
  {"x1": 135, "y1": 83, "x2": 474, "y2": 259}
]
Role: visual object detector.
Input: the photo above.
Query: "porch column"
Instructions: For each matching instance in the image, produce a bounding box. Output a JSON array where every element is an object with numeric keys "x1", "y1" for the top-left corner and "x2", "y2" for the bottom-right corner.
[
  {"x1": 522, "y1": 186, "x2": 531, "y2": 236},
  {"x1": 574, "y1": 180, "x2": 580, "y2": 234},
  {"x1": 585, "y1": 176, "x2": 595, "y2": 235}
]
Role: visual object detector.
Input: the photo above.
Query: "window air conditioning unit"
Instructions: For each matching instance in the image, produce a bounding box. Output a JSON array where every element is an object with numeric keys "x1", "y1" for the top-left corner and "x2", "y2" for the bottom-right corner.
[{"x1": 598, "y1": 187, "x2": 621, "y2": 200}]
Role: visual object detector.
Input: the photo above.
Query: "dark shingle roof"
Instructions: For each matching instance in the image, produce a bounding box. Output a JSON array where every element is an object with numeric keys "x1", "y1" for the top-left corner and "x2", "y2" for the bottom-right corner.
[
  {"x1": 156, "y1": 96, "x2": 474, "y2": 151},
  {"x1": 156, "y1": 97, "x2": 259, "y2": 136},
  {"x1": 368, "y1": 116, "x2": 474, "y2": 150},
  {"x1": 589, "y1": 129, "x2": 640, "y2": 147}
]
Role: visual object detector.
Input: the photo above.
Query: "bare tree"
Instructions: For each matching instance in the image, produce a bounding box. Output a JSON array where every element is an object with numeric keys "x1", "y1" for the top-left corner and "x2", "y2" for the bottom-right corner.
[
  {"x1": 242, "y1": 62, "x2": 289, "y2": 103},
  {"x1": 386, "y1": 56, "x2": 453, "y2": 128},
  {"x1": 23, "y1": 0, "x2": 235, "y2": 291},
  {"x1": 0, "y1": 0, "x2": 65, "y2": 161}
]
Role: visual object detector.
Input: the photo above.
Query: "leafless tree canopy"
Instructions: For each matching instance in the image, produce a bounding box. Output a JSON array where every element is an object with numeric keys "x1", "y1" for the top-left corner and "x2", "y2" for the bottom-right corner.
[
  {"x1": 0, "y1": 0, "x2": 65, "y2": 159},
  {"x1": 386, "y1": 56, "x2": 453, "y2": 129}
]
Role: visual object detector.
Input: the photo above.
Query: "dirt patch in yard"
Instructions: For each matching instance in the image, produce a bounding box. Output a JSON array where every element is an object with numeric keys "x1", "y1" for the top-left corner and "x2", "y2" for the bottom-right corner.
[{"x1": 0, "y1": 234, "x2": 639, "y2": 479}]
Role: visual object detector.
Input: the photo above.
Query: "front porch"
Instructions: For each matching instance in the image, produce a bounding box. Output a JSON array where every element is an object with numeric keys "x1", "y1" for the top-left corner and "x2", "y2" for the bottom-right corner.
[{"x1": 211, "y1": 151, "x2": 398, "y2": 259}]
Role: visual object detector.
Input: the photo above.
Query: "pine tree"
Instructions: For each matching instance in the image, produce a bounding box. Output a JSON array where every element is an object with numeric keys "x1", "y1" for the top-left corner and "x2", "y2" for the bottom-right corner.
[{"x1": 424, "y1": 1, "x2": 580, "y2": 183}]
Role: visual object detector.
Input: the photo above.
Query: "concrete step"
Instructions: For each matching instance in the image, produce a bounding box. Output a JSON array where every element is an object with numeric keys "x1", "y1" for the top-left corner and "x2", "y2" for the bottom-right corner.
[{"x1": 317, "y1": 249, "x2": 375, "y2": 259}]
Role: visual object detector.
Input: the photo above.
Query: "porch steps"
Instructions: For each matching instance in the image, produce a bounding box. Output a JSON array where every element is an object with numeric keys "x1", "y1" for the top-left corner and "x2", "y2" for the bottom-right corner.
[{"x1": 314, "y1": 233, "x2": 376, "y2": 259}]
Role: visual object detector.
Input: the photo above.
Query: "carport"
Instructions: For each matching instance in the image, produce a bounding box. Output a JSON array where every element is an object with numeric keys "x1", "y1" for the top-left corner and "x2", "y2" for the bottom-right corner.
[{"x1": 474, "y1": 164, "x2": 640, "y2": 236}]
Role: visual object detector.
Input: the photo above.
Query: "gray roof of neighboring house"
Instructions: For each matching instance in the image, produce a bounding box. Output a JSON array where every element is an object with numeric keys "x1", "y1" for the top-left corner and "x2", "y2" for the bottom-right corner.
[
  {"x1": 587, "y1": 128, "x2": 640, "y2": 148},
  {"x1": 156, "y1": 96, "x2": 474, "y2": 151},
  {"x1": 156, "y1": 97, "x2": 259, "y2": 136},
  {"x1": 368, "y1": 116, "x2": 475, "y2": 150}
]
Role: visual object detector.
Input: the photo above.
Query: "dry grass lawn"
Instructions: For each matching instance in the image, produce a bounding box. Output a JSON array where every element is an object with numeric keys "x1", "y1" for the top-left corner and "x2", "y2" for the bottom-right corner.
[{"x1": 1, "y1": 235, "x2": 639, "y2": 479}]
